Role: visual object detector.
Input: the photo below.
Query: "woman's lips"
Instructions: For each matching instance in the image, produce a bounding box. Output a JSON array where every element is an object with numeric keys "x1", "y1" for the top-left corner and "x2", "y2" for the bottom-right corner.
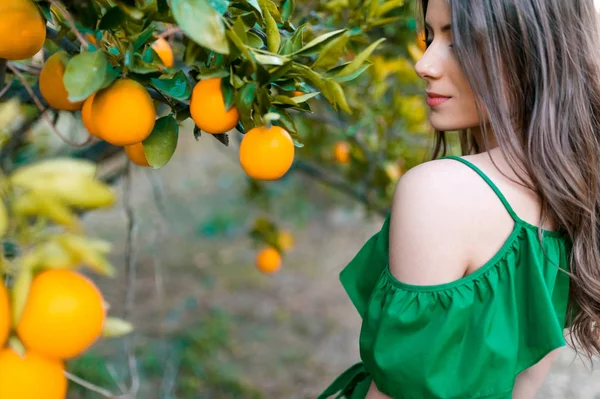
[{"x1": 426, "y1": 93, "x2": 451, "y2": 107}]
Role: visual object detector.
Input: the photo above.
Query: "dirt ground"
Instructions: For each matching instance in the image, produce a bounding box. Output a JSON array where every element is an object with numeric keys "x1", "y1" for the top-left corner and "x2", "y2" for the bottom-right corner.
[{"x1": 78, "y1": 127, "x2": 600, "y2": 399}]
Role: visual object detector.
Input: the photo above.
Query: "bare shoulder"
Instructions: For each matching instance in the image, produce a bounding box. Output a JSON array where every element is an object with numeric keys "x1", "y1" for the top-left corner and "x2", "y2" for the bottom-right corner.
[{"x1": 388, "y1": 158, "x2": 478, "y2": 286}]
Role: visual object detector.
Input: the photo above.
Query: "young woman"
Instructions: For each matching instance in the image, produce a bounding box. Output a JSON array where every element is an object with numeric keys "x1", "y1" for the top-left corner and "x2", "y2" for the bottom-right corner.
[{"x1": 318, "y1": 0, "x2": 600, "y2": 398}]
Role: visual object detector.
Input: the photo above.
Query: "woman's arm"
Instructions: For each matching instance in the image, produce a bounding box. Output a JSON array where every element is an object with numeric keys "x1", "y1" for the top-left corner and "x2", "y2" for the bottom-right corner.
[{"x1": 512, "y1": 348, "x2": 561, "y2": 399}]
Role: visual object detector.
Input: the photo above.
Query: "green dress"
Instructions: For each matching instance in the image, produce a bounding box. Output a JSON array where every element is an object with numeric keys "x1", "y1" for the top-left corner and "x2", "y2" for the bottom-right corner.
[{"x1": 318, "y1": 155, "x2": 573, "y2": 399}]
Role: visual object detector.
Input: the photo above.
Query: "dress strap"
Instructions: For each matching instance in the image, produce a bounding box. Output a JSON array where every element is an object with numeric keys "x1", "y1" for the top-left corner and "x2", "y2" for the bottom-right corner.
[{"x1": 438, "y1": 155, "x2": 521, "y2": 223}]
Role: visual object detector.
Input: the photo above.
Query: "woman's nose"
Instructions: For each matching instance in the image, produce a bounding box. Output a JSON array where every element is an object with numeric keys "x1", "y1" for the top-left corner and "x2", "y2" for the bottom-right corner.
[{"x1": 414, "y1": 47, "x2": 441, "y2": 81}]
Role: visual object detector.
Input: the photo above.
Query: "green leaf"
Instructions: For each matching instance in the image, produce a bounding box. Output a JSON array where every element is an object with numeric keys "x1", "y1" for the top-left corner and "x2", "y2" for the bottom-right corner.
[
  {"x1": 337, "y1": 38, "x2": 385, "y2": 77},
  {"x1": 247, "y1": 32, "x2": 264, "y2": 49},
  {"x1": 251, "y1": 51, "x2": 288, "y2": 65},
  {"x1": 280, "y1": 23, "x2": 307, "y2": 55},
  {"x1": 150, "y1": 71, "x2": 192, "y2": 101},
  {"x1": 291, "y1": 92, "x2": 319, "y2": 103},
  {"x1": 312, "y1": 32, "x2": 349, "y2": 69},
  {"x1": 377, "y1": 0, "x2": 405, "y2": 17},
  {"x1": 235, "y1": 82, "x2": 258, "y2": 130},
  {"x1": 99, "y1": 7, "x2": 126, "y2": 30},
  {"x1": 290, "y1": 29, "x2": 347, "y2": 56},
  {"x1": 245, "y1": 0, "x2": 263, "y2": 17},
  {"x1": 132, "y1": 26, "x2": 157, "y2": 51},
  {"x1": 258, "y1": 0, "x2": 282, "y2": 23},
  {"x1": 221, "y1": 78, "x2": 235, "y2": 111},
  {"x1": 280, "y1": 0, "x2": 295, "y2": 21},
  {"x1": 102, "y1": 317, "x2": 134, "y2": 338},
  {"x1": 209, "y1": 0, "x2": 231, "y2": 14},
  {"x1": 274, "y1": 108, "x2": 299, "y2": 136},
  {"x1": 143, "y1": 115, "x2": 179, "y2": 169},
  {"x1": 0, "y1": 201, "x2": 7, "y2": 239},
  {"x1": 329, "y1": 62, "x2": 372, "y2": 83},
  {"x1": 63, "y1": 51, "x2": 109, "y2": 102},
  {"x1": 326, "y1": 78, "x2": 352, "y2": 114},
  {"x1": 260, "y1": 0, "x2": 280, "y2": 53},
  {"x1": 172, "y1": 0, "x2": 230, "y2": 55}
]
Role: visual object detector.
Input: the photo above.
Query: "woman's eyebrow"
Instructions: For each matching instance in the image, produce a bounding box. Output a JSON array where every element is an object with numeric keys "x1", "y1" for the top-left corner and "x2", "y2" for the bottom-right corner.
[{"x1": 424, "y1": 22, "x2": 452, "y2": 32}]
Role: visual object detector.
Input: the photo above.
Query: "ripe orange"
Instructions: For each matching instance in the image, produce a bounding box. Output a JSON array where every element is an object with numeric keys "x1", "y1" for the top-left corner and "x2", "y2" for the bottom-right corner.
[
  {"x1": 292, "y1": 91, "x2": 304, "y2": 97},
  {"x1": 239, "y1": 125, "x2": 295, "y2": 180},
  {"x1": 0, "y1": 348, "x2": 67, "y2": 399},
  {"x1": 39, "y1": 51, "x2": 84, "y2": 111},
  {"x1": 417, "y1": 30, "x2": 427, "y2": 52},
  {"x1": 0, "y1": 0, "x2": 46, "y2": 60},
  {"x1": 277, "y1": 230, "x2": 294, "y2": 251},
  {"x1": 256, "y1": 247, "x2": 281, "y2": 274},
  {"x1": 333, "y1": 141, "x2": 351, "y2": 164},
  {"x1": 81, "y1": 92, "x2": 101, "y2": 138},
  {"x1": 124, "y1": 142, "x2": 150, "y2": 167},
  {"x1": 190, "y1": 77, "x2": 240, "y2": 134},
  {"x1": 152, "y1": 37, "x2": 174, "y2": 68},
  {"x1": 0, "y1": 283, "x2": 9, "y2": 348},
  {"x1": 17, "y1": 269, "x2": 106, "y2": 360},
  {"x1": 91, "y1": 79, "x2": 156, "y2": 146}
]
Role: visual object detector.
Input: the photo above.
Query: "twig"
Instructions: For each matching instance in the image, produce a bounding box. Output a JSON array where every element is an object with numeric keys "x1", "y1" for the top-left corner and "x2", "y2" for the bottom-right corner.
[
  {"x1": 45, "y1": 26, "x2": 79, "y2": 55},
  {"x1": 157, "y1": 26, "x2": 182, "y2": 39},
  {"x1": 6, "y1": 62, "x2": 93, "y2": 148},
  {"x1": 48, "y1": 0, "x2": 89, "y2": 51},
  {"x1": 0, "y1": 78, "x2": 12, "y2": 99},
  {"x1": 122, "y1": 161, "x2": 140, "y2": 397},
  {"x1": 106, "y1": 363, "x2": 128, "y2": 394},
  {"x1": 64, "y1": 371, "x2": 116, "y2": 398},
  {"x1": 0, "y1": 59, "x2": 6, "y2": 91},
  {"x1": 292, "y1": 160, "x2": 388, "y2": 217}
]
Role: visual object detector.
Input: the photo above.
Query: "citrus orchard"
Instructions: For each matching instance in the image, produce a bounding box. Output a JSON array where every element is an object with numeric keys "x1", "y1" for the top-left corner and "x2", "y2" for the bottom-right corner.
[
  {"x1": 256, "y1": 247, "x2": 282, "y2": 274},
  {"x1": 239, "y1": 125, "x2": 295, "y2": 180},
  {"x1": 39, "y1": 51, "x2": 84, "y2": 111},
  {"x1": 0, "y1": 348, "x2": 67, "y2": 399},
  {"x1": 17, "y1": 269, "x2": 106, "y2": 360},
  {"x1": 0, "y1": 0, "x2": 46, "y2": 61},
  {"x1": 90, "y1": 78, "x2": 156, "y2": 146},
  {"x1": 190, "y1": 77, "x2": 240, "y2": 134}
]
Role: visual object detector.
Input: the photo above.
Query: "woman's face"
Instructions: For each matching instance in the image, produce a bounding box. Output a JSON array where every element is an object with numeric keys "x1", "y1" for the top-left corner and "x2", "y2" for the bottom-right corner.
[{"x1": 414, "y1": 0, "x2": 481, "y2": 131}]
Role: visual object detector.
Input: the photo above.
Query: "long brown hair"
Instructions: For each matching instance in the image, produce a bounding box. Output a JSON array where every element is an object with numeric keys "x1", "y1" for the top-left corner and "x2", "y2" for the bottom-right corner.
[{"x1": 417, "y1": 0, "x2": 600, "y2": 361}]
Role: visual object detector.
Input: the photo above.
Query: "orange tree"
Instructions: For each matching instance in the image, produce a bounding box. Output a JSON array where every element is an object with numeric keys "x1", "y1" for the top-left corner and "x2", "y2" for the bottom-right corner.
[{"x1": 0, "y1": 0, "x2": 462, "y2": 396}]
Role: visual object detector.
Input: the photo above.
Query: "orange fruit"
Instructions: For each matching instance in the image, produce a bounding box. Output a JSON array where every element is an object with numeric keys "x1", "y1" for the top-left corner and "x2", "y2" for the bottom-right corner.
[
  {"x1": 91, "y1": 78, "x2": 156, "y2": 146},
  {"x1": 17, "y1": 269, "x2": 106, "y2": 360},
  {"x1": 256, "y1": 247, "x2": 281, "y2": 274},
  {"x1": 292, "y1": 91, "x2": 304, "y2": 97},
  {"x1": 81, "y1": 92, "x2": 101, "y2": 138},
  {"x1": 151, "y1": 37, "x2": 174, "y2": 68},
  {"x1": 277, "y1": 230, "x2": 294, "y2": 251},
  {"x1": 190, "y1": 77, "x2": 240, "y2": 134},
  {"x1": 417, "y1": 30, "x2": 427, "y2": 52},
  {"x1": 39, "y1": 51, "x2": 84, "y2": 111},
  {"x1": 333, "y1": 141, "x2": 351, "y2": 164},
  {"x1": 239, "y1": 125, "x2": 295, "y2": 180},
  {"x1": 0, "y1": 0, "x2": 46, "y2": 60},
  {"x1": 124, "y1": 142, "x2": 150, "y2": 167},
  {"x1": 0, "y1": 283, "x2": 9, "y2": 348},
  {"x1": 0, "y1": 348, "x2": 67, "y2": 399},
  {"x1": 85, "y1": 33, "x2": 97, "y2": 46}
]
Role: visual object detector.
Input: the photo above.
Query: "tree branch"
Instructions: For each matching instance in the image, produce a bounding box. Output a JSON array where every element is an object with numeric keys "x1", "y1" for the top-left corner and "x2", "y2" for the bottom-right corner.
[
  {"x1": 45, "y1": 26, "x2": 80, "y2": 55},
  {"x1": 64, "y1": 371, "x2": 116, "y2": 398},
  {"x1": 291, "y1": 160, "x2": 388, "y2": 217},
  {"x1": 6, "y1": 62, "x2": 93, "y2": 148}
]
